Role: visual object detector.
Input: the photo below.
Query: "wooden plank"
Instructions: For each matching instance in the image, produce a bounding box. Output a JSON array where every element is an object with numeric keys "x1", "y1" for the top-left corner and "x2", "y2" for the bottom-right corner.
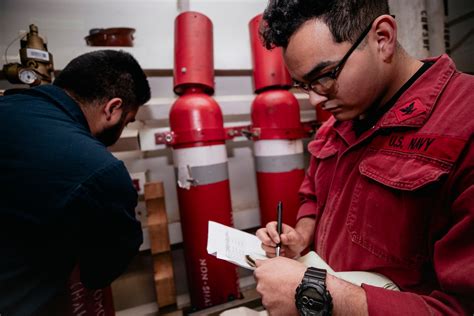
[
  {"x1": 145, "y1": 181, "x2": 165, "y2": 200},
  {"x1": 145, "y1": 182, "x2": 170, "y2": 255},
  {"x1": 153, "y1": 252, "x2": 177, "y2": 307},
  {"x1": 144, "y1": 182, "x2": 177, "y2": 308},
  {"x1": 148, "y1": 223, "x2": 170, "y2": 254}
]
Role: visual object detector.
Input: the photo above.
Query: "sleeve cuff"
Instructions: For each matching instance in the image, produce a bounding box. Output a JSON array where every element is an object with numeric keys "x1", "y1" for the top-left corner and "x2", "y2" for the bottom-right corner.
[
  {"x1": 362, "y1": 284, "x2": 429, "y2": 315},
  {"x1": 296, "y1": 201, "x2": 318, "y2": 221}
]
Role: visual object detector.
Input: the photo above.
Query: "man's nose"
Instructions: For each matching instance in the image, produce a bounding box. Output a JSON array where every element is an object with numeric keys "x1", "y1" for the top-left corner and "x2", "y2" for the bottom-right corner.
[{"x1": 308, "y1": 90, "x2": 328, "y2": 107}]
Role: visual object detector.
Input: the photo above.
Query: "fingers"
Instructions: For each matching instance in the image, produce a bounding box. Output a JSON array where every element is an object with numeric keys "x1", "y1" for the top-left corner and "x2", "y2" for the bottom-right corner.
[
  {"x1": 279, "y1": 224, "x2": 300, "y2": 246},
  {"x1": 256, "y1": 222, "x2": 299, "y2": 257},
  {"x1": 256, "y1": 226, "x2": 278, "y2": 257},
  {"x1": 256, "y1": 222, "x2": 280, "y2": 245},
  {"x1": 256, "y1": 227, "x2": 277, "y2": 247},
  {"x1": 261, "y1": 243, "x2": 276, "y2": 257},
  {"x1": 265, "y1": 221, "x2": 281, "y2": 244},
  {"x1": 257, "y1": 222, "x2": 297, "y2": 244},
  {"x1": 280, "y1": 229, "x2": 299, "y2": 245},
  {"x1": 281, "y1": 223, "x2": 295, "y2": 234}
]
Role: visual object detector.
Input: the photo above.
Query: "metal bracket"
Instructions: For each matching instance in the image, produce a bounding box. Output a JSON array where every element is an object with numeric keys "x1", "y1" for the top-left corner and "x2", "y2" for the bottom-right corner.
[
  {"x1": 155, "y1": 131, "x2": 175, "y2": 145},
  {"x1": 177, "y1": 165, "x2": 199, "y2": 189},
  {"x1": 225, "y1": 125, "x2": 260, "y2": 140},
  {"x1": 185, "y1": 165, "x2": 199, "y2": 187}
]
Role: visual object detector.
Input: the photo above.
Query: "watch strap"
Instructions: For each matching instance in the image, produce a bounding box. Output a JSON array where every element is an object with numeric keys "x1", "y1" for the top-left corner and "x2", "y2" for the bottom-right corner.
[{"x1": 304, "y1": 267, "x2": 327, "y2": 286}]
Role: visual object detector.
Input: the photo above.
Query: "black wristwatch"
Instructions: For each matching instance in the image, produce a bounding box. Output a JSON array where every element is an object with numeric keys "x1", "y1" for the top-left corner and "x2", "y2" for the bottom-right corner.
[{"x1": 295, "y1": 267, "x2": 333, "y2": 316}]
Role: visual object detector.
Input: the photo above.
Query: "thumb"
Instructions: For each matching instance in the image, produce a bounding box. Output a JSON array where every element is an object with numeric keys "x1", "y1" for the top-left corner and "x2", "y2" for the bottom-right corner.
[
  {"x1": 254, "y1": 259, "x2": 264, "y2": 268},
  {"x1": 282, "y1": 229, "x2": 300, "y2": 245}
]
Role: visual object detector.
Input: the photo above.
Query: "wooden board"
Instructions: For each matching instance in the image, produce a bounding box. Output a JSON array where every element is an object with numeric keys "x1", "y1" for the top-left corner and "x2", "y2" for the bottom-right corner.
[{"x1": 144, "y1": 182, "x2": 176, "y2": 308}]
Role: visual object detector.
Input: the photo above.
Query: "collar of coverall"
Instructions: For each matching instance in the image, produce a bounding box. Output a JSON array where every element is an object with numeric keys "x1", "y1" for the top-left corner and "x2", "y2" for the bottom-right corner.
[
  {"x1": 334, "y1": 54, "x2": 455, "y2": 139},
  {"x1": 377, "y1": 54, "x2": 456, "y2": 129},
  {"x1": 17, "y1": 84, "x2": 91, "y2": 132}
]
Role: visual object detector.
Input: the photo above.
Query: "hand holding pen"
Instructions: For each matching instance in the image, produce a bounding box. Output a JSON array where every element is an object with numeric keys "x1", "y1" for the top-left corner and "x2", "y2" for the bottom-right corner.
[{"x1": 255, "y1": 201, "x2": 308, "y2": 259}]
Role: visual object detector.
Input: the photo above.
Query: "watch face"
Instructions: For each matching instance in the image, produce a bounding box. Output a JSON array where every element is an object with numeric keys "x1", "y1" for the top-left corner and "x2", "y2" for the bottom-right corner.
[
  {"x1": 296, "y1": 282, "x2": 331, "y2": 315},
  {"x1": 303, "y1": 287, "x2": 323, "y2": 300},
  {"x1": 301, "y1": 286, "x2": 324, "y2": 310}
]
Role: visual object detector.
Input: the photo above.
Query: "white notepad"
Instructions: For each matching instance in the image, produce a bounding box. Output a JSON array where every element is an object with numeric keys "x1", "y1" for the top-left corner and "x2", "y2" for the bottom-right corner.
[
  {"x1": 207, "y1": 221, "x2": 399, "y2": 291},
  {"x1": 207, "y1": 221, "x2": 267, "y2": 269}
]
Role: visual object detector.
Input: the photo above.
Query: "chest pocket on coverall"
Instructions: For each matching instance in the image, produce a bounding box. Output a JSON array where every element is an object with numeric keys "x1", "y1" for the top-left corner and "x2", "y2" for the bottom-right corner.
[{"x1": 346, "y1": 147, "x2": 452, "y2": 268}]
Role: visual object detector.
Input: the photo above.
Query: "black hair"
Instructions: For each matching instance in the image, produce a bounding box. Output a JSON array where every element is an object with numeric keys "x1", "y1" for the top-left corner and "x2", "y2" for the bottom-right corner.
[
  {"x1": 261, "y1": 0, "x2": 390, "y2": 49},
  {"x1": 54, "y1": 50, "x2": 151, "y2": 110}
]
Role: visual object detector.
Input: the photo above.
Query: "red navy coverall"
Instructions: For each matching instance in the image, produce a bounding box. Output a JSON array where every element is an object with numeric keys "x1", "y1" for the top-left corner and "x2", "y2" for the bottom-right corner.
[{"x1": 297, "y1": 54, "x2": 474, "y2": 315}]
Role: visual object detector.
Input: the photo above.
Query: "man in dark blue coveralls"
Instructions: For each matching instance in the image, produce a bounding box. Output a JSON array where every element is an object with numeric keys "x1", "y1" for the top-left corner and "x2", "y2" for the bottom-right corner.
[{"x1": 0, "y1": 50, "x2": 151, "y2": 316}]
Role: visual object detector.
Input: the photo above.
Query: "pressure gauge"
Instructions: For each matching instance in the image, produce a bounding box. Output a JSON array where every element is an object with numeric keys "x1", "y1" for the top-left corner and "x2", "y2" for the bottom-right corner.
[{"x1": 18, "y1": 68, "x2": 38, "y2": 85}]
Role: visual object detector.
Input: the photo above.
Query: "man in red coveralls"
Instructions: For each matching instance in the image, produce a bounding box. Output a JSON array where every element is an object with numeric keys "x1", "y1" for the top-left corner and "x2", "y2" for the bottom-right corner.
[{"x1": 254, "y1": 1, "x2": 474, "y2": 315}]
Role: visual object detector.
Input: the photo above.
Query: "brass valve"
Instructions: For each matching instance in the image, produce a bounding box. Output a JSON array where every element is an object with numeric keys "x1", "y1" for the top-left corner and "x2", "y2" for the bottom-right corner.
[{"x1": 2, "y1": 24, "x2": 54, "y2": 86}]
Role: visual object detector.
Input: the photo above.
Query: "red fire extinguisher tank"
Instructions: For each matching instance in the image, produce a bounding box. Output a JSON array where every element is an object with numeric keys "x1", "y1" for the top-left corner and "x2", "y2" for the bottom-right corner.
[
  {"x1": 169, "y1": 12, "x2": 240, "y2": 310},
  {"x1": 249, "y1": 14, "x2": 306, "y2": 228}
]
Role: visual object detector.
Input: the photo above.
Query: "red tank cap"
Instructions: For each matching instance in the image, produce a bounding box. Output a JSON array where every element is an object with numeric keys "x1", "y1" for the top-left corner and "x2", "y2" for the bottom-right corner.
[
  {"x1": 249, "y1": 14, "x2": 292, "y2": 94},
  {"x1": 174, "y1": 11, "x2": 215, "y2": 96}
]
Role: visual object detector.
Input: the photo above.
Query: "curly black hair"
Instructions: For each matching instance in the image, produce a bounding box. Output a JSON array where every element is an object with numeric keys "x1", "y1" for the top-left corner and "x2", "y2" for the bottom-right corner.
[
  {"x1": 261, "y1": 0, "x2": 390, "y2": 49},
  {"x1": 54, "y1": 50, "x2": 151, "y2": 110}
]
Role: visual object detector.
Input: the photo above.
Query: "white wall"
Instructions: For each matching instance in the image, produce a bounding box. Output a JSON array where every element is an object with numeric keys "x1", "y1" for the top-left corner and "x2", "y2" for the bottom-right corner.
[
  {"x1": 448, "y1": 0, "x2": 474, "y2": 73},
  {"x1": 389, "y1": 0, "x2": 474, "y2": 72},
  {"x1": 0, "y1": 0, "x2": 266, "y2": 70}
]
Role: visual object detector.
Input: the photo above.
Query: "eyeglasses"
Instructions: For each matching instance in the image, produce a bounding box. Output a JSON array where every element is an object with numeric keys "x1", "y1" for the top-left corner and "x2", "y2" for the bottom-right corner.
[{"x1": 293, "y1": 18, "x2": 377, "y2": 95}]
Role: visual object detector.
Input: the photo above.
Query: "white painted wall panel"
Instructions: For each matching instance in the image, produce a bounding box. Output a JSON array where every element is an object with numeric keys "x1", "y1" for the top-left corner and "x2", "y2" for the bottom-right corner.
[
  {"x1": 188, "y1": 0, "x2": 267, "y2": 70},
  {"x1": 389, "y1": 0, "x2": 430, "y2": 59},
  {"x1": 0, "y1": 0, "x2": 266, "y2": 70},
  {"x1": 448, "y1": 0, "x2": 474, "y2": 73}
]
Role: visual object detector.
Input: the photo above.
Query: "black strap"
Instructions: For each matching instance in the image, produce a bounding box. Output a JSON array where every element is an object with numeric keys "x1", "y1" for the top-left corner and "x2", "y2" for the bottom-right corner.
[{"x1": 304, "y1": 267, "x2": 327, "y2": 286}]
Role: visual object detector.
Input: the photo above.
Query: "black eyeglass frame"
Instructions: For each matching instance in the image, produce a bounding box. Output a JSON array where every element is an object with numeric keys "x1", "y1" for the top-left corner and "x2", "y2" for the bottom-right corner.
[{"x1": 294, "y1": 15, "x2": 395, "y2": 95}]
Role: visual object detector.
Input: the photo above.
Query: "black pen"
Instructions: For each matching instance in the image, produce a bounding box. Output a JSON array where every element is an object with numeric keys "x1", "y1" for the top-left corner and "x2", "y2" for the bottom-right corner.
[{"x1": 276, "y1": 201, "x2": 283, "y2": 257}]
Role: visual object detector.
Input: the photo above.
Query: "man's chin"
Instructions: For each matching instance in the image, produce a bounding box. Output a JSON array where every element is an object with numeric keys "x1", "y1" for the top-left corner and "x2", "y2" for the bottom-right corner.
[
  {"x1": 332, "y1": 111, "x2": 357, "y2": 121},
  {"x1": 96, "y1": 132, "x2": 121, "y2": 147},
  {"x1": 98, "y1": 138, "x2": 120, "y2": 147},
  {"x1": 95, "y1": 122, "x2": 125, "y2": 147}
]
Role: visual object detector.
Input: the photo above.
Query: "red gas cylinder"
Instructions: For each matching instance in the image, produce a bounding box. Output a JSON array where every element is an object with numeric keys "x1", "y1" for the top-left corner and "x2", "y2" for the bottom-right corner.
[
  {"x1": 170, "y1": 12, "x2": 240, "y2": 310},
  {"x1": 169, "y1": 88, "x2": 226, "y2": 148},
  {"x1": 249, "y1": 14, "x2": 292, "y2": 93},
  {"x1": 249, "y1": 14, "x2": 306, "y2": 228},
  {"x1": 251, "y1": 90, "x2": 305, "y2": 227}
]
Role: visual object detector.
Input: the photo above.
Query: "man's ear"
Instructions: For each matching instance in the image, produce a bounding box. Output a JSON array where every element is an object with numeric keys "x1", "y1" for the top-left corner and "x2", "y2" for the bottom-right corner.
[
  {"x1": 372, "y1": 15, "x2": 397, "y2": 62},
  {"x1": 103, "y1": 98, "x2": 124, "y2": 124}
]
